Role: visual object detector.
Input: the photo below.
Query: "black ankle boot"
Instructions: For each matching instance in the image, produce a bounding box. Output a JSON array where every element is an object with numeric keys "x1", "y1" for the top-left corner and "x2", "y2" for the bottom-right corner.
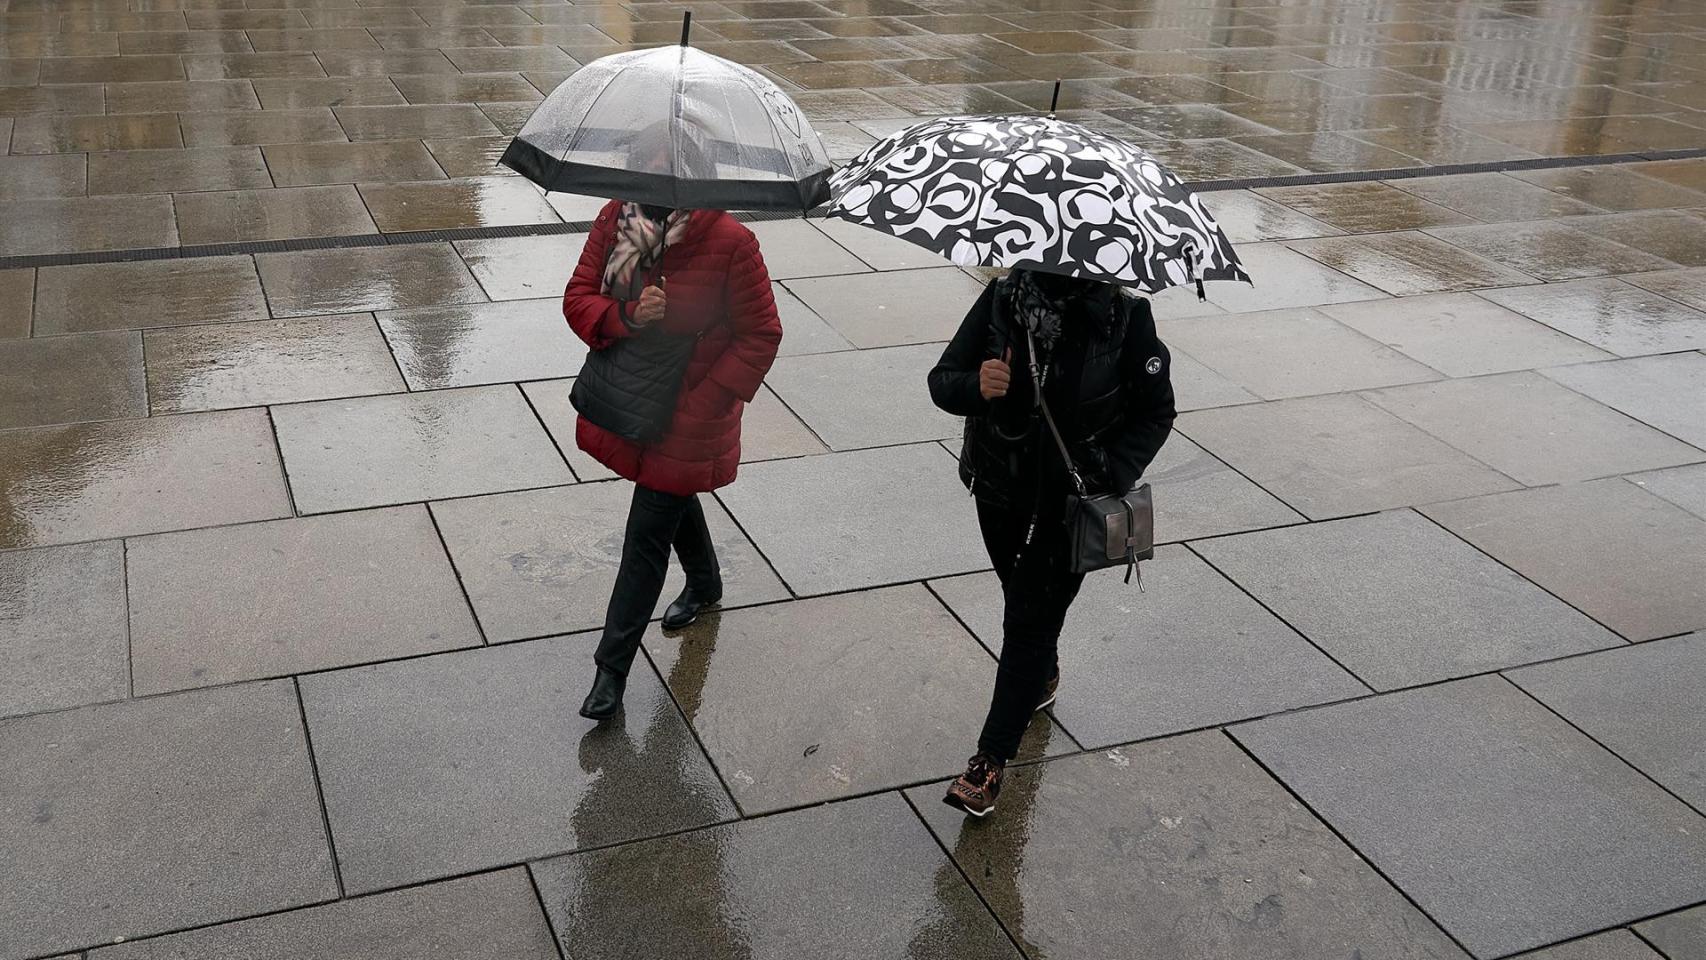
[
  {"x1": 579, "y1": 666, "x2": 626, "y2": 720},
  {"x1": 661, "y1": 584, "x2": 723, "y2": 630}
]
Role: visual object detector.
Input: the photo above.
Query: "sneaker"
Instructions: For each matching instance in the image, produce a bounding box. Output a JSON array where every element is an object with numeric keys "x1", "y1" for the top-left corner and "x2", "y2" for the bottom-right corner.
[
  {"x1": 943, "y1": 753, "x2": 1004, "y2": 818},
  {"x1": 1036, "y1": 671, "x2": 1059, "y2": 712}
]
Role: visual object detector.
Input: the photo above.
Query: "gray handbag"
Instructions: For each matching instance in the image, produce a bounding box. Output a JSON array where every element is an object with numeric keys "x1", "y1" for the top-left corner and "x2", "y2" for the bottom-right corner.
[{"x1": 1026, "y1": 325, "x2": 1155, "y2": 583}]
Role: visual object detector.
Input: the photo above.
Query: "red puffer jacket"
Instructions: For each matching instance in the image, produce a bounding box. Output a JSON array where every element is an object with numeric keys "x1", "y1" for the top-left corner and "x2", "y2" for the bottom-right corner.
[{"x1": 564, "y1": 200, "x2": 782, "y2": 496}]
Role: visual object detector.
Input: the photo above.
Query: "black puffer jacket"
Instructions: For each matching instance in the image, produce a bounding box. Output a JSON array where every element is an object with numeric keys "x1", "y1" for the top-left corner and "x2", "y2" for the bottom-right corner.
[{"x1": 928, "y1": 280, "x2": 1176, "y2": 516}]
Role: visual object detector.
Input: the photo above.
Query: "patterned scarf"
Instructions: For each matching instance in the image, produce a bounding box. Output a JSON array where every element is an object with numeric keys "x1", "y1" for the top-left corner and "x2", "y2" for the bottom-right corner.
[
  {"x1": 602, "y1": 202, "x2": 690, "y2": 301},
  {"x1": 1006, "y1": 269, "x2": 1068, "y2": 361}
]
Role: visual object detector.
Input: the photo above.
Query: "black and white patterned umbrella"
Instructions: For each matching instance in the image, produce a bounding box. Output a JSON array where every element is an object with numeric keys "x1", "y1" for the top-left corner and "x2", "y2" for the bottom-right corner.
[{"x1": 828, "y1": 115, "x2": 1250, "y2": 294}]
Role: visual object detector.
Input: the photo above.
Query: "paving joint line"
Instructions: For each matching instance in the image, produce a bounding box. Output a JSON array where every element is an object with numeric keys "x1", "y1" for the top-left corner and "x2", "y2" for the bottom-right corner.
[
  {"x1": 1218, "y1": 729, "x2": 1480, "y2": 959},
  {"x1": 6, "y1": 149, "x2": 1704, "y2": 271},
  {"x1": 898, "y1": 788, "x2": 1036, "y2": 960},
  {"x1": 1497, "y1": 672, "x2": 1706, "y2": 821},
  {"x1": 292, "y1": 675, "x2": 347, "y2": 900}
]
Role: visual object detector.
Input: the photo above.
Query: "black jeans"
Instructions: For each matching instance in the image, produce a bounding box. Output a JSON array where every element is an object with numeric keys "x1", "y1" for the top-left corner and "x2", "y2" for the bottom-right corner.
[
  {"x1": 594, "y1": 484, "x2": 721, "y2": 678},
  {"x1": 975, "y1": 498, "x2": 1085, "y2": 763}
]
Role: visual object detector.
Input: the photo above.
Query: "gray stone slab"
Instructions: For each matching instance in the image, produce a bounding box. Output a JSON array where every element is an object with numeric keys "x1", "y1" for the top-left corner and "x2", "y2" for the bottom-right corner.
[
  {"x1": 1196, "y1": 188, "x2": 1346, "y2": 243},
  {"x1": 0, "y1": 269, "x2": 32, "y2": 339},
  {"x1": 89, "y1": 869, "x2": 559, "y2": 960},
  {"x1": 1157, "y1": 307, "x2": 1441, "y2": 400},
  {"x1": 34, "y1": 256, "x2": 269, "y2": 334},
  {"x1": 810, "y1": 215, "x2": 953, "y2": 271},
  {"x1": 271, "y1": 385, "x2": 573, "y2": 514},
  {"x1": 516, "y1": 377, "x2": 615, "y2": 482},
  {"x1": 735, "y1": 385, "x2": 828, "y2": 462},
  {"x1": 1233, "y1": 676, "x2": 1706, "y2": 959},
  {"x1": 1628, "y1": 462, "x2": 1706, "y2": 519},
  {"x1": 1165, "y1": 344, "x2": 1259, "y2": 411},
  {"x1": 1509, "y1": 634, "x2": 1706, "y2": 810},
  {"x1": 1542, "y1": 352, "x2": 1706, "y2": 449},
  {"x1": 530, "y1": 793, "x2": 1021, "y2": 960},
  {"x1": 144, "y1": 314, "x2": 406, "y2": 413},
  {"x1": 931, "y1": 547, "x2": 1364, "y2": 748},
  {"x1": 745, "y1": 218, "x2": 872, "y2": 280},
  {"x1": 376, "y1": 297, "x2": 587, "y2": 390},
  {"x1": 256, "y1": 244, "x2": 487, "y2": 318},
  {"x1": 773, "y1": 284, "x2": 856, "y2": 357},
  {"x1": 298, "y1": 634, "x2": 736, "y2": 893},
  {"x1": 764, "y1": 343, "x2": 961, "y2": 451},
  {"x1": 1638, "y1": 903, "x2": 1706, "y2": 960},
  {"x1": 0, "y1": 408, "x2": 293, "y2": 550},
  {"x1": 1196, "y1": 510, "x2": 1622, "y2": 691},
  {"x1": 1477, "y1": 278, "x2": 1706, "y2": 358},
  {"x1": 1426, "y1": 220, "x2": 1677, "y2": 282},
  {"x1": 1, "y1": 681, "x2": 337, "y2": 960},
  {"x1": 1362, "y1": 371, "x2": 1703, "y2": 487},
  {"x1": 453, "y1": 233, "x2": 585, "y2": 301},
  {"x1": 907, "y1": 734, "x2": 1468, "y2": 960},
  {"x1": 1179, "y1": 394, "x2": 1520, "y2": 520},
  {"x1": 1319, "y1": 293, "x2": 1613, "y2": 378},
  {"x1": 784, "y1": 268, "x2": 988, "y2": 348},
  {"x1": 715, "y1": 443, "x2": 987, "y2": 595},
  {"x1": 0, "y1": 330, "x2": 145, "y2": 430},
  {"x1": 1142, "y1": 433, "x2": 1304, "y2": 542},
  {"x1": 431, "y1": 482, "x2": 788, "y2": 642},
  {"x1": 0, "y1": 541, "x2": 128, "y2": 719},
  {"x1": 1509, "y1": 931, "x2": 1665, "y2": 960},
  {"x1": 1424, "y1": 479, "x2": 1706, "y2": 642},
  {"x1": 647, "y1": 585, "x2": 1072, "y2": 814},
  {"x1": 1186, "y1": 242, "x2": 1388, "y2": 313},
  {"x1": 127, "y1": 506, "x2": 481, "y2": 695}
]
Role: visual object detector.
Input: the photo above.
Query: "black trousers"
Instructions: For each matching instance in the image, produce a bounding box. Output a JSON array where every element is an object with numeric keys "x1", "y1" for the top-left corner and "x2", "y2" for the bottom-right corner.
[
  {"x1": 594, "y1": 484, "x2": 721, "y2": 678},
  {"x1": 975, "y1": 498, "x2": 1086, "y2": 763}
]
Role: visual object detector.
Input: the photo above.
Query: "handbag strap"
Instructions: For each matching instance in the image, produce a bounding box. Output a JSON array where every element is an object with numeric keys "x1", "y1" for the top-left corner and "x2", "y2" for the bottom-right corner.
[{"x1": 1024, "y1": 324, "x2": 1088, "y2": 498}]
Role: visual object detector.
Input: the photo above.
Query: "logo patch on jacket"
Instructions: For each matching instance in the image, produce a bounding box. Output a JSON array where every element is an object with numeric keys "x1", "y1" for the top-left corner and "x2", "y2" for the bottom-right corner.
[{"x1": 1145, "y1": 356, "x2": 1163, "y2": 375}]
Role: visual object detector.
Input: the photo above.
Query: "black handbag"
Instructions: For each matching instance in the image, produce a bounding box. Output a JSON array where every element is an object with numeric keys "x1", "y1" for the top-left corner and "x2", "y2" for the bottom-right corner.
[
  {"x1": 570, "y1": 327, "x2": 700, "y2": 444},
  {"x1": 1026, "y1": 325, "x2": 1155, "y2": 583}
]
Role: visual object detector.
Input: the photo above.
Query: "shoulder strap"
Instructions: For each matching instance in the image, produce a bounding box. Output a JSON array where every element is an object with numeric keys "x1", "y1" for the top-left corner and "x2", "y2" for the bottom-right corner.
[{"x1": 1025, "y1": 324, "x2": 1087, "y2": 497}]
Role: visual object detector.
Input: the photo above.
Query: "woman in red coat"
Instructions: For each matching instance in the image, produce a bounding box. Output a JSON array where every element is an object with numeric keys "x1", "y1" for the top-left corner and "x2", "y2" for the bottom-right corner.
[{"x1": 566, "y1": 198, "x2": 781, "y2": 720}]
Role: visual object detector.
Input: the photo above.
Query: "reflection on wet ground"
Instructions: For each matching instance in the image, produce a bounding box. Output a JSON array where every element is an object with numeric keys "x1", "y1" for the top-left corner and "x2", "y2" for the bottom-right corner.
[
  {"x1": 3, "y1": 0, "x2": 1705, "y2": 252},
  {"x1": 5, "y1": 0, "x2": 1706, "y2": 956}
]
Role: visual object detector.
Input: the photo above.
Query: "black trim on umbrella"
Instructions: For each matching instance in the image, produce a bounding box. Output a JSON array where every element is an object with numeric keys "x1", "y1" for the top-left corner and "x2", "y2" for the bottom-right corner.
[{"x1": 501, "y1": 136, "x2": 832, "y2": 211}]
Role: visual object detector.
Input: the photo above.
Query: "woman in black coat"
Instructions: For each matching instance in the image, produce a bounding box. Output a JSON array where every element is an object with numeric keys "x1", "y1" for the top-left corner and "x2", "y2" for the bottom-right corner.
[{"x1": 928, "y1": 268, "x2": 1176, "y2": 818}]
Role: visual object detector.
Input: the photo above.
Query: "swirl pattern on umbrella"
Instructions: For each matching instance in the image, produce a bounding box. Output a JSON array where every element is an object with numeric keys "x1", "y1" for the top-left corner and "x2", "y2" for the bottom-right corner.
[{"x1": 829, "y1": 115, "x2": 1250, "y2": 293}]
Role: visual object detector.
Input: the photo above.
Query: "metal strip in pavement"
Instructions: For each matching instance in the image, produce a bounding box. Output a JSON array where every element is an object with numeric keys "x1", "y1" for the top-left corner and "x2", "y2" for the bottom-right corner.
[{"x1": 3, "y1": 146, "x2": 1703, "y2": 272}]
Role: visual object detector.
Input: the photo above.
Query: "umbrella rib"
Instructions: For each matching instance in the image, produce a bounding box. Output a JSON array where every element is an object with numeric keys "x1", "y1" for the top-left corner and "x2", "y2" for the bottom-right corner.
[
  {"x1": 728, "y1": 66, "x2": 797, "y2": 209},
  {"x1": 972, "y1": 118, "x2": 1049, "y2": 267},
  {"x1": 559, "y1": 57, "x2": 640, "y2": 166}
]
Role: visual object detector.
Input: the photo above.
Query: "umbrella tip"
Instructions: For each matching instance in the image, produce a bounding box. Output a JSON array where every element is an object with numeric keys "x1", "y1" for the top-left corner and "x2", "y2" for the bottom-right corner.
[
  {"x1": 681, "y1": 10, "x2": 692, "y2": 46},
  {"x1": 1049, "y1": 79, "x2": 1061, "y2": 116}
]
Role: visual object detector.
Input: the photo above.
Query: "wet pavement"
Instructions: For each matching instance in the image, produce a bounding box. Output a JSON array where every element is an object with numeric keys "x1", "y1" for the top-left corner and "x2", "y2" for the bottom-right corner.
[{"x1": 5, "y1": 0, "x2": 1706, "y2": 957}]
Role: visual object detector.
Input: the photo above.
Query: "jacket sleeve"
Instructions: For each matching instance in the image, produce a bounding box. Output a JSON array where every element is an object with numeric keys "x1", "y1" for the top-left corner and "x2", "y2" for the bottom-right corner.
[
  {"x1": 1105, "y1": 296, "x2": 1176, "y2": 490},
  {"x1": 562, "y1": 203, "x2": 634, "y2": 349},
  {"x1": 928, "y1": 283, "x2": 996, "y2": 417},
  {"x1": 701, "y1": 231, "x2": 781, "y2": 403}
]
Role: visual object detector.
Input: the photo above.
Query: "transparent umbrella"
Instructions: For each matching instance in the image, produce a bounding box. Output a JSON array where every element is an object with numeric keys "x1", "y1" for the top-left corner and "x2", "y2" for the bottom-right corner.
[{"x1": 501, "y1": 16, "x2": 833, "y2": 212}]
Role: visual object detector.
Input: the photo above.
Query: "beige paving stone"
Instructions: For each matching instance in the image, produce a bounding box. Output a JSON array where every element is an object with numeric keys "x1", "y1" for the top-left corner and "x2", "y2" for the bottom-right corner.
[
  {"x1": 0, "y1": 196, "x2": 178, "y2": 257},
  {"x1": 358, "y1": 177, "x2": 558, "y2": 232},
  {"x1": 11, "y1": 114, "x2": 183, "y2": 155},
  {"x1": 104, "y1": 79, "x2": 259, "y2": 113},
  {"x1": 262, "y1": 139, "x2": 447, "y2": 186},
  {"x1": 172, "y1": 184, "x2": 378, "y2": 244},
  {"x1": 34, "y1": 257, "x2": 268, "y2": 334},
  {"x1": 179, "y1": 108, "x2": 348, "y2": 147},
  {"x1": 86, "y1": 146, "x2": 272, "y2": 195}
]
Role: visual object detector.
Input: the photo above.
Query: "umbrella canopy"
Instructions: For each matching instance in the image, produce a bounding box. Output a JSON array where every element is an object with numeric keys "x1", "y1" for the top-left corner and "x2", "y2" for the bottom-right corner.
[
  {"x1": 501, "y1": 43, "x2": 833, "y2": 212},
  {"x1": 828, "y1": 115, "x2": 1250, "y2": 294}
]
